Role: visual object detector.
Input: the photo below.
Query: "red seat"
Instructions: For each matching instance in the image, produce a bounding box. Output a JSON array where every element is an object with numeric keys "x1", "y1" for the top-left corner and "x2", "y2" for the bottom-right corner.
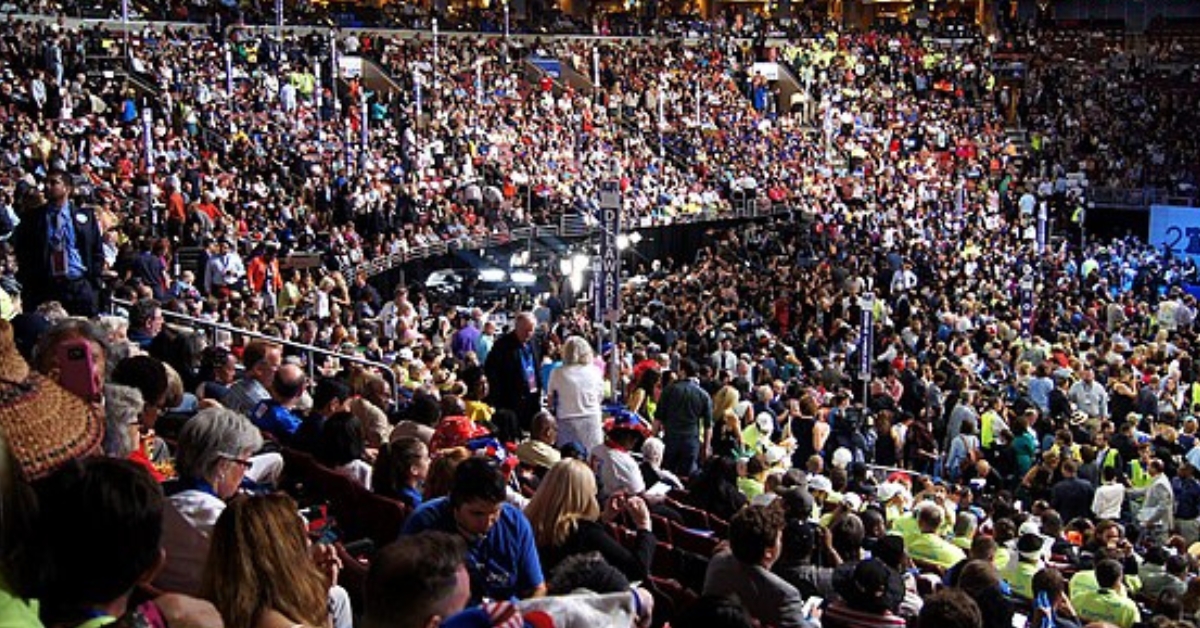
[{"x1": 669, "y1": 521, "x2": 719, "y2": 557}]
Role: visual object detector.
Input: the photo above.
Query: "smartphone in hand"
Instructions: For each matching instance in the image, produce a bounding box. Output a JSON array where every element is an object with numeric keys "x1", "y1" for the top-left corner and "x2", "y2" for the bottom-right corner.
[{"x1": 56, "y1": 338, "x2": 99, "y2": 402}]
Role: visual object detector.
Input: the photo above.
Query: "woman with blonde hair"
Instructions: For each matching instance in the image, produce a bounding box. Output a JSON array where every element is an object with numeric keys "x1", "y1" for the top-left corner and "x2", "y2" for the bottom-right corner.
[
  {"x1": 710, "y1": 384, "x2": 746, "y2": 457},
  {"x1": 202, "y1": 493, "x2": 341, "y2": 628},
  {"x1": 523, "y1": 458, "x2": 656, "y2": 582}
]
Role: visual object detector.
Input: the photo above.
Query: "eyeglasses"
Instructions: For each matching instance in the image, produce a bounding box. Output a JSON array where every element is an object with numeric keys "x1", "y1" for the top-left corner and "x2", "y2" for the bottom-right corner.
[{"x1": 220, "y1": 453, "x2": 253, "y2": 469}]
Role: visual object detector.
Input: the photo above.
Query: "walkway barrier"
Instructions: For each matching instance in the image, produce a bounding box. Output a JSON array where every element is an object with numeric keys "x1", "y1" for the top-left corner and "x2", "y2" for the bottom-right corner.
[{"x1": 111, "y1": 297, "x2": 401, "y2": 404}]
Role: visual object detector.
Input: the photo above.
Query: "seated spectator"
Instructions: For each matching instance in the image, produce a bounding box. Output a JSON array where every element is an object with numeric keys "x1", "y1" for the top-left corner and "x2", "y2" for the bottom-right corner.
[
  {"x1": 293, "y1": 377, "x2": 352, "y2": 456},
  {"x1": 589, "y1": 409, "x2": 652, "y2": 500},
  {"x1": 703, "y1": 503, "x2": 812, "y2": 628},
  {"x1": 156, "y1": 407, "x2": 266, "y2": 595},
  {"x1": 401, "y1": 456, "x2": 547, "y2": 602},
  {"x1": 907, "y1": 502, "x2": 966, "y2": 571},
  {"x1": 202, "y1": 493, "x2": 349, "y2": 628},
  {"x1": 317, "y1": 411, "x2": 372, "y2": 488},
  {"x1": 196, "y1": 346, "x2": 239, "y2": 406},
  {"x1": 372, "y1": 436, "x2": 432, "y2": 508},
  {"x1": 363, "y1": 532, "x2": 472, "y2": 628},
  {"x1": 919, "y1": 589, "x2": 983, "y2": 628},
  {"x1": 515, "y1": 410, "x2": 562, "y2": 484},
  {"x1": 28, "y1": 457, "x2": 166, "y2": 627},
  {"x1": 687, "y1": 455, "x2": 748, "y2": 523},
  {"x1": 957, "y1": 560, "x2": 1014, "y2": 628},
  {"x1": 224, "y1": 340, "x2": 282, "y2": 417},
  {"x1": 823, "y1": 558, "x2": 907, "y2": 628},
  {"x1": 524, "y1": 458, "x2": 656, "y2": 582},
  {"x1": 640, "y1": 437, "x2": 683, "y2": 492},
  {"x1": 1072, "y1": 559, "x2": 1140, "y2": 628},
  {"x1": 1031, "y1": 568, "x2": 1083, "y2": 628},
  {"x1": 250, "y1": 363, "x2": 308, "y2": 442}
]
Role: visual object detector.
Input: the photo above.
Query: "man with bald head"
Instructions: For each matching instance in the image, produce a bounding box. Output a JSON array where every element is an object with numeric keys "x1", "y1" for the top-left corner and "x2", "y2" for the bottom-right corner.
[
  {"x1": 250, "y1": 362, "x2": 309, "y2": 441},
  {"x1": 484, "y1": 312, "x2": 543, "y2": 433}
]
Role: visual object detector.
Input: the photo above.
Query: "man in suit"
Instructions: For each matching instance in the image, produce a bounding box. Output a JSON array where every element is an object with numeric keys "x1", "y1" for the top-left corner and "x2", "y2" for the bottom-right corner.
[
  {"x1": 703, "y1": 504, "x2": 813, "y2": 628},
  {"x1": 483, "y1": 312, "x2": 542, "y2": 433},
  {"x1": 13, "y1": 168, "x2": 105, "y2": 317}
]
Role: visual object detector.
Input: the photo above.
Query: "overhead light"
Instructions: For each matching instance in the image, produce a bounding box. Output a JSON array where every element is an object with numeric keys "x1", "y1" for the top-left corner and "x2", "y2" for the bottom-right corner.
[
  {"x1": 617, "y1": 234, "x2": 630, "y2": 250},
  {"x1": 511, "y1": 270, "x2": 537, "y2": 285},
  {"x1": 479, "y1": 268, "x2": 507, "y2": 282},
  {"x1": 559, "y1": 258, "x2": 573, "y2": 275},
  {"x1": 569, "y1": 269, "x2": 584, "y2": 293},
  {"x1": 572, "y1": 254, "x2": 591, "y2": 273},
  {"x1": 629, "y1": 232, "x2": 643, "y2": 244}
]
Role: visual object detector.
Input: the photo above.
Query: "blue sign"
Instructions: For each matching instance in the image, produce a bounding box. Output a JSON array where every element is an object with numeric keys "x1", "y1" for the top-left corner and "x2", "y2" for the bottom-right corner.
[
  {"x1": 1150, "y1": 204, "x2": 1200, "y2": 265},
  {"x1": 528, "y1": 56, "x2": 562, "y2": 79},
  {"x1": 859, "y1": 295, "x2": 873, "y2": 378}
]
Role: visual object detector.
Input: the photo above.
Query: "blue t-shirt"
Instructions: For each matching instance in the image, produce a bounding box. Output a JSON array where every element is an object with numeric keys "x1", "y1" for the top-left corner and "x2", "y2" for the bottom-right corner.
[
  {"x1": 401, "y1": 497, "x2": 543, "y2": 603},
  {"x1": 250, "y1": 399, "x2": 302, "y2": 439}
]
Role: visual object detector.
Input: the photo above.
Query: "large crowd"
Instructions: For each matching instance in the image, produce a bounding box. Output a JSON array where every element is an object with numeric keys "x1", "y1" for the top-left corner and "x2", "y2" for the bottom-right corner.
[{"x1": 3, "y1": 3, "x2": 1200, "y2": 628}]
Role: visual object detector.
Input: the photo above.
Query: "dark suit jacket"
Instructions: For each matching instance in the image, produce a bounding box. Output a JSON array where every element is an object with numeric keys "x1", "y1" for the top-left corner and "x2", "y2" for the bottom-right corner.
[
  {"x1": 13, "y1": 202, "x2": 104, "y2": 308},
  {"x1": 703, "y1": 551, "x2": 812, "y2": 628},
  {"x1": 484, "y1": 330, "x2": 541, "y2": 423}
]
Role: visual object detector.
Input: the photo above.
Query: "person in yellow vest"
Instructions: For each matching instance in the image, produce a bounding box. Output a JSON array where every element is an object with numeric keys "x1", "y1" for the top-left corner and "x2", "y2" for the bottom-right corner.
[
  {"x1": 906, "y1": 502, "x2": 966, "y2": 571},
  {"x1": 980, "y1": 396, "x2": 1008, "y2": 453},
  {"x1": 1127, "y1": 442, "x2": 1154, "y2": 489},
  {"x1": 1004, "y1": 533, "x2": 1046, "y2": 599},
  {"x1": 1072, "y1": 559, "x2": 1140, "y2": 628},
  {"x1": 952, "y1": 511, "x2": 977, "y2": 553}
]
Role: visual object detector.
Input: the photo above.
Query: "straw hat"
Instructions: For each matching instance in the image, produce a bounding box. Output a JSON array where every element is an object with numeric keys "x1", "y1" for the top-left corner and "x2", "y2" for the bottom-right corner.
[{"x1": 0, "y1": 319, "x2": 104, "y2": 480}]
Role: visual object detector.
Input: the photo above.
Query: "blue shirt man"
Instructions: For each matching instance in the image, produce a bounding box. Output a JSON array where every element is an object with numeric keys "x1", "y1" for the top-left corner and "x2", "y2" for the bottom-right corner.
[
  {"x1": 250, "y1": 398, "x2": 303, "y2": 440},
  {"x1": 401, "y1": 458, "x2": 545, "y2": 604},
  {"x1": 47, "y1": 201, "x2": 87, "y2": 279}
]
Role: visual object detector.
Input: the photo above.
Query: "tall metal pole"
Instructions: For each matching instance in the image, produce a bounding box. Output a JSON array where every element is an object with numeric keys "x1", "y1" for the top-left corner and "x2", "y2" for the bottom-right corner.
[
  {"x1": 504, "y1": 2, "x2": 510, "y2": 40},
  {"x1": 592, "y1": 46, "x2": 600, "y2": 89},
  {"x1": 225, "y1": 42, "x2": 234, "y2": 96},
  {"x1": 657, "y1": 73, "x2": 665, "y2": 160}
]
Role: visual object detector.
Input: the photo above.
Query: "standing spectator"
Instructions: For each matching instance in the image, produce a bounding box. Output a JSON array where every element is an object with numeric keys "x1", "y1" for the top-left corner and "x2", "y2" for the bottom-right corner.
[
  {"x1": 1069, "y1": 369, "x2": 1108, "y2": 422},
  {"x1": 703, "y1": 503, "x2": 812, "y2": 628},
  {"x1": 547, "y1": 336, "x2": 605, "y2": 452},
  {"x1": 484, "y1": 312, "x2": 542, "y2": 432},
  {"x1": 204, "y1": 238, "x2": 245, "y2": 297},
  {"x1": 1050, "y1": 459, "x2": 1095, "y2": 525},
  {"x1": 1133, "y1": 458, "x2": 1175, "y2": 543},
  {"x1": 655, "y1": 358, "x2": 713, "y2": 478},
  {"x1": 12, "y1": 168, "x2": 105, "y2": 316}
]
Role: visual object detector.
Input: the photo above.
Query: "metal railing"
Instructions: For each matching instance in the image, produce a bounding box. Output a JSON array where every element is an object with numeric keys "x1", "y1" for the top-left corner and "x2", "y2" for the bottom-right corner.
[
  {"x1": 1090, "y1": 186, "x2": 1200, "y2": 210},
  {"x1": 111, "y1": 298, "x2": 402, "y2": 403},
  {"x1": 350, "y1": 199, "x2": 802, "y2": 278}
]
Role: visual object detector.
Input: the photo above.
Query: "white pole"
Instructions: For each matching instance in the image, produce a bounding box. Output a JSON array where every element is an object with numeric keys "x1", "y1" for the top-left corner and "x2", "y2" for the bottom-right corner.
[
  {"x1": 504, "y1": 3, "x2": 510, "y2": 40},
  {"x1": 657, "y1": 74, "x2": 665, "y2": 160},
  {"x1": 361, "y1": 94, "x2": 369, "y2": 159},
  {"x1": 314, "y1": 60, "x2": 322, "y2": 112},
  {"x1": 225, "y1": 42, "x2": 233, "y2": 96},
  {"x1": 695, "y1": 79, "x2": 700, "y2": 127},
  {"x1": 415, "y1": 69, "x2": 422, "y2": 118},
  {"x1": 432, "y1": 18, "x2": 439, "y2": 76},
  {"x1": 275, "y1": 0, "x2": 283, "y2": 41},
  {"x1": 475, "y1": 59, "x2": 483, "y2": 106},
  {"x1": 330, "y1": 31, "x2": 339, "y2": 115},
  {"x1": 592, "y1": 46, "x2": 600, "y2": 88}
]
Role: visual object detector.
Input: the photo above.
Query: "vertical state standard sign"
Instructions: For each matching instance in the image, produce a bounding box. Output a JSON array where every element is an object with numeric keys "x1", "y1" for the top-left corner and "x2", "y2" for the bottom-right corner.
[{"x1": 596, "y1": 180, "x2": 621, "y2": 323}]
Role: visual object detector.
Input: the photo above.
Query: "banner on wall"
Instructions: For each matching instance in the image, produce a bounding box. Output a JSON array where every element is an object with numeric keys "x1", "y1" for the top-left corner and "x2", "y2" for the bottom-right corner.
[{"x1": 1149, "y1": 204, "x2": 1200, "y2": 264}]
